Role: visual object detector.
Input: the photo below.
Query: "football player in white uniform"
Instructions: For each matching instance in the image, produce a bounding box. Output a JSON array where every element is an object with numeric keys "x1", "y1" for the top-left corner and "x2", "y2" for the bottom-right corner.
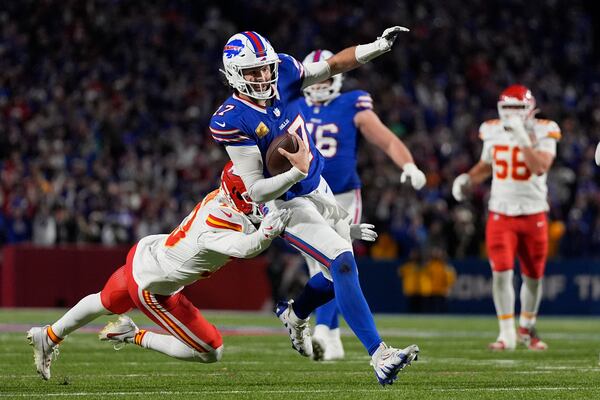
[
  {"x1": 452, "y1": 85, "x2": 560, "y2": 351},
  {"x1": 26, "y1": 162, "x2": 292, "y2": 380}
]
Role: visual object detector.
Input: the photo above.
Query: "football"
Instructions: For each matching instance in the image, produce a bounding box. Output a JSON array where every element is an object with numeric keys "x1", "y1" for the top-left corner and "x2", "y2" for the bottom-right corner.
[{"x1": 265, "y1": 134, "x2": 300, "y2": 176}]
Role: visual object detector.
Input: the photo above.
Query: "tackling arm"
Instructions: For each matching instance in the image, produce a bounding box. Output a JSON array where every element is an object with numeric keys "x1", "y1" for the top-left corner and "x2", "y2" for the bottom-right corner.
[{"x1": 202, "y1": 230, "x2": 273, "y2": 259}]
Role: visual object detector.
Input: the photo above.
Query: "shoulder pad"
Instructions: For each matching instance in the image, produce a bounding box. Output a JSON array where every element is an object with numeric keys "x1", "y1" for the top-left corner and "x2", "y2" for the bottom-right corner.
[
  {"x1": 204, "y1": 205, "x2": 247, "y2": 232},
  {"x1": 278, "y1": 53, "x2": 304, "y2": 79},
  {"x1": 534, "y1": 119, "x2": 561, "y2": 141},
  {"x1": 478, "y1": 119, "x2": 502, "y2": 140},
  {"x1": 349, "y1": 90, "x2": 373, "y2": 111},
  {"x1": 209, "y1": 108, "x2": 252, "y2": 145}
]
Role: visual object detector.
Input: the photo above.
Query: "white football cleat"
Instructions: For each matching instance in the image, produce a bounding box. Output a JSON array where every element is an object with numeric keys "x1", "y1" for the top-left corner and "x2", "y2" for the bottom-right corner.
[
  {"x1": 370, "y1": 342, "x2": 419, "y2": 386},
  {"x1": 312, "y1": 326, "x2": 345, "y2": 361},
  {"x1": 488, "y1": 332, "x2": 517, "y2": 351},
  {"x1": 99, "y1": 315, "x2": 139, "y2": 349},
  {"x1": 27, "y1": 326, "x2": 59, "y2": 381},
  {"x1": 275, "y1": 300, "x2": 313, "y2": 357}
]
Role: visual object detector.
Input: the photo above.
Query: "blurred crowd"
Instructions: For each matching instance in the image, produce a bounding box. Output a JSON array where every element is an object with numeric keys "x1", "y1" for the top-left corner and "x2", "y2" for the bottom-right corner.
[{"x1": 1, "y1": 0, "x2": 600, "y2": 258}]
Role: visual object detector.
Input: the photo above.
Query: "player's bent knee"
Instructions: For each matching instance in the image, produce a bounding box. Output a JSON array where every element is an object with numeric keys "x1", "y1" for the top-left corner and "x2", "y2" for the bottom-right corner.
[{"x1": 331, "y1": 251, "x2": 356, "y2": 276}]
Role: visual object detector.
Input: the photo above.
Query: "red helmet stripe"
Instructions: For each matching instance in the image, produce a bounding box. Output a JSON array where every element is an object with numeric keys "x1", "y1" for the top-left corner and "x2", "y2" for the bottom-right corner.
[
  {"x1": 312, "y1": 49, "x2": 322, "y2": 63},
  {"x1": 243, "y1": 31, "x2": 266, "y2": 57}
]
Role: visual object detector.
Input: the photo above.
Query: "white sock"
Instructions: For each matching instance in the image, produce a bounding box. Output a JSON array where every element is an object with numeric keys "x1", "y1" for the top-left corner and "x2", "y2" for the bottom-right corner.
[
  {"x1": 328, "y1": 327, "x2": 341, "y2": 342},
  {"x1": 50, "y1": 292, "x2": 110, "y2": 343},
  {"x1": 492, "y1": 270, "x2": 516, "y2": 338},
  {"x1": 519, "y1": 275, "x2": 543, "y2": 329},
  {"x1": 137, "y1": 331, "x2": 222, "y2": 363}
]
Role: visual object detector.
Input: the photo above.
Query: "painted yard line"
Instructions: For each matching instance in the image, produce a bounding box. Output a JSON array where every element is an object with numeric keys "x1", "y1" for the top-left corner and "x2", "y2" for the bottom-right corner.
[
  {"x1": 2, "y1": 324, "x2": 599, "y2": 341},
  {"x1": 0, "y1": 387, "x2": 597, "y2": 397}
]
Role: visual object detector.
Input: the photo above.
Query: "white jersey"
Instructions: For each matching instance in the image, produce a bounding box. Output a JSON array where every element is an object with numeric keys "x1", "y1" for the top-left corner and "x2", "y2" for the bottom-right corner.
[
  {"x1": 132, "y1": 190, "x2": 270, "y2": 295},
  {"x1": 480, "y1": 118, "x2": 561, "y2": 216}
]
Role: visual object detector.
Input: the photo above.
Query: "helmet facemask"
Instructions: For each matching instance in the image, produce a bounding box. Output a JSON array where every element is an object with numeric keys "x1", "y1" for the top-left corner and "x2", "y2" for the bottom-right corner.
[
  {"x1": 302, "y1": 49, "x2": 342, "y2": 103},
  {"x1": 303, "y1": 75, "x2": 342, "y2": 103},
  {"x1": 497, "y1": 85, "x2": 537, "y2": 126},
  {"x1": 221, "y1": 32, "x2": 279, "y2": 101}
]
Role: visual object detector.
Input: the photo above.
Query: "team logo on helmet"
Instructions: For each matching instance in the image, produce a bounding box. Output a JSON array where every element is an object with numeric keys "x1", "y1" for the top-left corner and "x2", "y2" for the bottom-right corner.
[{"x1": 224, "y1": 39, "x2": 244, "y2": 59}]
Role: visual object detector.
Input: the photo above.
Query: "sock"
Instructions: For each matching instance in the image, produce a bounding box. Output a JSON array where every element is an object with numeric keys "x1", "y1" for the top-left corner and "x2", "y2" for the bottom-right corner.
[
  {"x1": 49, "y1": 292, "x2": 110, "y2": 345},
  {"x1": 135, "y1": 330, "x2": 222, "y2": 363},
  {"x1": 315, "y1": 299, "x2": 339, "y2": 329},
  {"x1": 492, "y1": 270, "x2": 516, "y2": 339},
  {"x1": 330, "y1": 251, "x2": 381, "y2": 355},
  {"x1": 292, "y1": 272, "x2": 335, "y2": 319},
  {"x1": 519, "y1": 275, "x2": 543, "y2": 329}
]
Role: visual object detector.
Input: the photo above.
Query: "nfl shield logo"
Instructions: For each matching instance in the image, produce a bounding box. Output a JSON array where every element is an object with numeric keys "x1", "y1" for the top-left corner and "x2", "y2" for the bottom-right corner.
[{"x1": 273, "y1": 108, "x2": 281, "y2": 117}]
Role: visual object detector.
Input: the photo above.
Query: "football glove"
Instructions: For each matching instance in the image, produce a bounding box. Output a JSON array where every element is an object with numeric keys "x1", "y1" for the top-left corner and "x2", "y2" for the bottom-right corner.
[
  {"x1": 350, "y1": 223, "x2": 378, "y2": 242},
  {"x1": 355, "y1": 26, "x2": 410, "y2": 64},
  {"x1": 503, "y1": 115, "x2": 532, "y2": 148},
  {"x1": 400, "y1": 163, "x2": 427, "y2": 190},
  {"x1": 452, "y1": 173, "x2": 471, "y2": 202},
  {"x1": 258, "y1": 209, "x2": 291, "y2": 240}
]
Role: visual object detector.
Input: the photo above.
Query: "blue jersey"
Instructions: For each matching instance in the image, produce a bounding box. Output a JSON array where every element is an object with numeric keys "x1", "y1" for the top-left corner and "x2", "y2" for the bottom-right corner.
[
  {"x1": 209, "y1": 54, "x2": 324, "y2": 201},
  {"x1": 297, "y1": 90, "x2": 373, "y2": 194}
]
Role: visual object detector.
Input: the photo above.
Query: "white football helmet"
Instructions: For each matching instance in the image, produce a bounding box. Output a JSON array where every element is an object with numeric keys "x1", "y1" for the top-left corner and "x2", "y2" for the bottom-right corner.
[
  {"x1": 497, "y1": 84, "x2": 536, "y2": 123},
  {"x1": 302, "y1": 49, "x2": 342, "y2": 103},
  {"x1": 221, "y1": 31, "x2": 279, "y2": 100}
]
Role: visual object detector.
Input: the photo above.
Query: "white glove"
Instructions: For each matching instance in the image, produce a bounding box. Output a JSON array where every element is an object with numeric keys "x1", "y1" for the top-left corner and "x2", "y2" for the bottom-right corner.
[
  {"x1": 258, "y1": 209, "x2": 291, "y2": 240},
  {"x1": 503, "y1": 115, "x2": 532, "y2": 148},
  {"x1": 400, "y1": 163, "x2": 427, "y2": 190},
  {"x1": 350, "y1": 223, "x2": 378, "y2": 242},
  {"x1": 355, "y1": 26, "x2": 410, "y2": 64},
  {"x1": 595, "y1": 142, "x2": 600, "y2": 166},
  {"x1": 452, "y1": 173, "x2": 471, "y2": 202}
]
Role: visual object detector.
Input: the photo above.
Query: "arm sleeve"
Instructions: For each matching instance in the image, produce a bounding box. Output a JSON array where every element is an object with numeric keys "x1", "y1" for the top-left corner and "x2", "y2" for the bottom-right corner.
[
  {"x1": 201, "y1": 230, "x2": 272, "y2": 259},
  {"x1": 301, "y1": 61, "x2": 332, "y2": 89},
  {"x1": 480, "y1": 141, "x2": 493, "y2": 164},
  {"x1": 535, "y1": 137, "x2": 557, "y2": 156},
  {"x1": 225, "y1": 145, "x2": 308, "y2": 203}
]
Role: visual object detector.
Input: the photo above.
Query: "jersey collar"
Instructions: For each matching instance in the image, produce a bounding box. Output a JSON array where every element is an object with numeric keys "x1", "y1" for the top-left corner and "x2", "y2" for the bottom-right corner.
[{"x1": 233, "y1": 93, "x2": 268, "y2": 114}]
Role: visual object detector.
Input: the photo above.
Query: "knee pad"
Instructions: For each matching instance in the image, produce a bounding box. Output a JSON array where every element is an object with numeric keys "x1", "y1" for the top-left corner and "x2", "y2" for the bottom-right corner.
[{"x1": 330, "y1": 251, "x2": 356, "y2": 277}]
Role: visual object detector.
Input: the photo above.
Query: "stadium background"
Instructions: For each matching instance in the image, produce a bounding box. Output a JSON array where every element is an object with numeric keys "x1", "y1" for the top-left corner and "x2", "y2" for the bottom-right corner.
[{"x1": 1, "y1": 0, "x2": 599, "y2": 314}]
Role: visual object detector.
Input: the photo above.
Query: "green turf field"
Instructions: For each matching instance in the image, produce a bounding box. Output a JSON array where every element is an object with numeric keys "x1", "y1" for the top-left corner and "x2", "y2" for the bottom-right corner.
[{"x1": 1, "y1": 309, "x2": 599, "y2": 399}]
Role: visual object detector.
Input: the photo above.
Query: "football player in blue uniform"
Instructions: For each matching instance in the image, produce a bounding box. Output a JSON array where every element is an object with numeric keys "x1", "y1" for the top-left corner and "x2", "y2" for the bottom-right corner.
[
  {"x1": 298, "y1": 49, "x2": 426, "y2": 361},
  {"x1": 210, "y1": 28, "x2": 418, "y2": 385}
]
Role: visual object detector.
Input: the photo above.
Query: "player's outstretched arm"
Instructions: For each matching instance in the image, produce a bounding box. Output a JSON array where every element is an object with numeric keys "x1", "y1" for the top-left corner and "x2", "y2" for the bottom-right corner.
[
  {"x1": 302, "y1": 26, "x2": 409, "y2": 88},
  {"x1": 355, "y1": 109, "x2": 426, "y2": 190},
  {"x1": 203, "y1": 210, "x2": 291, "y2": 258}
]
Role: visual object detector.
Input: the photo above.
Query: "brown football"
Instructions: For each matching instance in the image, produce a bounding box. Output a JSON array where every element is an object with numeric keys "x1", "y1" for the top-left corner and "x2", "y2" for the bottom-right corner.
[{"x1": 265, "y1": 134, "x2": 300, "y2": 176}]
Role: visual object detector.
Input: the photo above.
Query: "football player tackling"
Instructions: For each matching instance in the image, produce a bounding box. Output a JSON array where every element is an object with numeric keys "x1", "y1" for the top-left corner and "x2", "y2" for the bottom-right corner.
[
  {"x1": 452, "y1": 85, "x2": 560, "y2": 351},
  {"x1": 27, "y1": 162, "x2": 292, "y2": 380},
  {"x1": 296, "y1": 49, "x2": 426, "y2": 361},
  {"x1": 210, "y1": 28, "x2": 419, "y2": 385}
]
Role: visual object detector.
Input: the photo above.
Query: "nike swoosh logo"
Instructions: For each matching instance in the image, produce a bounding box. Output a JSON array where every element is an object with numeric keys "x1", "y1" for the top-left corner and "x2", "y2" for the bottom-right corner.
[
  {"x1": 215, "y1": 121, "x2": 226, "y2": 128},
  {"x1": 106, "y1": 332, "x2": 129, "y2": 339},
  {"x1": 221, "y1": 210, "x2": 233, "y2": 218}
]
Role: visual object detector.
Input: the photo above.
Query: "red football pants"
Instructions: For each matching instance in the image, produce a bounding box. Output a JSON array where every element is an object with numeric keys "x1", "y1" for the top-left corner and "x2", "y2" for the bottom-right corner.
[
  {"x1": 485, "y1": 212, "x2": 548, "y2": 279},
  {"x1": 99, "y1": 245, "x2": 222, "y2": 352}
]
